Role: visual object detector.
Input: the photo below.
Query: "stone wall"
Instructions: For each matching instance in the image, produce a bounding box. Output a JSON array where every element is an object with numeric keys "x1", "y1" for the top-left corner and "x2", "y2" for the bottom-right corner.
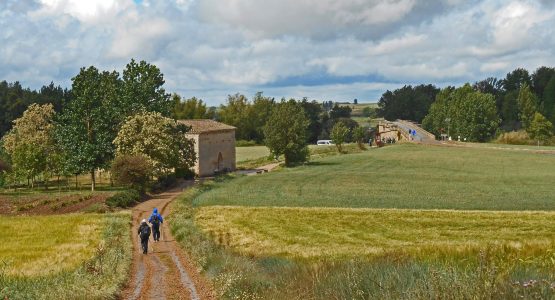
[{"x1": 186, "y1": 130, "x2": 236, "y2": 177}]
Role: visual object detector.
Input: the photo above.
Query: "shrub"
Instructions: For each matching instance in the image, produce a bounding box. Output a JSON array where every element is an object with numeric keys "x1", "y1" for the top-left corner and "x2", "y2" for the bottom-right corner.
[
  {"x1": 105, "y1": 190, "x2": 140, "y2": 208},
  {"x1": 150, "y1": 174, "x2": 177, "y2": 193},
  {"x1": 235, "y1": 140, "x2": 259, "y2": 147},
  {"x1": 111, "y1": 154, "x2": 152, "y2": 193},
  {"x1": 175, "y1": 168, "x2": 196, "y2": 180},
  {"x1": 495, "y1": 131, "x2": 531, "y2": 145}
]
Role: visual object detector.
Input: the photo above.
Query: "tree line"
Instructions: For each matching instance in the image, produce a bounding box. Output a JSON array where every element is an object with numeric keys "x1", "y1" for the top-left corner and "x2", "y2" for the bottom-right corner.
[
  {"x1": 0, "y1": 59, "x2": 196, "y2": 191},
  {"x1": 377, "y1": 66, "x2": 555, "y2": 143}
]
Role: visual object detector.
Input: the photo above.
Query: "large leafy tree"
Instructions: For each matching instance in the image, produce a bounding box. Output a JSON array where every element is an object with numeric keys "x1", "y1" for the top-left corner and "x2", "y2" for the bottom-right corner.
[
  {"x1": 503, "y1": 68, "x2": 531, "y2": 92},
  {"x1": 423, "y1": 84, "x2": 499, "y2": 142},
  {"x1": 300, "y1": 98, "x2": 323, "y2": 143},
  {"x1": 330, "y1": 122, "x2": 350, "y2": 153},
  {"x1": 171, "y1": 94, "x2": 214, "y2": 120},
  {"x1": 527, "y1": 112, "x2": 553, "y2": 145},
  {"x1": 532, "y1": 67, "x2": 555, "y2": 103},
  {"x1": 517, "y1": 83, "x2": 537, "y2": 130},
  {"x1": 219, "y1": 93, "x2": 254, "y2": 141},
  {"x1": 121, "y1": 59, "x2": 171, "y2": 116},
  {"x1": 250, "y1": 92, "x2": 275, "y2": 143},
  {"x1": 263, "y1": 100, "x2": 309, "y2": 166},
  {"x1": 113, "y1": 111, "x2": 196, "y2": 176},
  {"x1": 57, "y1": 67, "x2": 121, "y2": 191},
  {"x1": 542, "y1": 75, "x2": 555, "y2": 124},
  {"x1": 1, "y1": 103, "x2": 56, "y2": 188},
  {"x1": 377, "y1": 84, "x2": 439, "y2": 122}
]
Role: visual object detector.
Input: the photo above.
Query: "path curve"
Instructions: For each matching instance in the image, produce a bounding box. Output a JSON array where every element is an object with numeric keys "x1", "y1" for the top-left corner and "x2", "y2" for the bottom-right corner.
[{"x1": 121, "y1": 181, "x2": 213, "y2": 300}]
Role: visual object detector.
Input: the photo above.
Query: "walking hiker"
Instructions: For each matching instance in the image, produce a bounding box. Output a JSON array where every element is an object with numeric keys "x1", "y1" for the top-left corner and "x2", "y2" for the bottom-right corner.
[
  {"x1": 138, "y1": 219, "x2": 151, "y2": 254},
  {"x1": 149, "y1": 208, "x2": 164, "y2": 242}
]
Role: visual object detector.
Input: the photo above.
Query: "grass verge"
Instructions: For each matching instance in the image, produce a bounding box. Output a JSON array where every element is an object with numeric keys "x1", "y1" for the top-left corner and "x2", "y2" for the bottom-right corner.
[{"x1": 0, "y1": 212, "x2": 132, "y2": 299}]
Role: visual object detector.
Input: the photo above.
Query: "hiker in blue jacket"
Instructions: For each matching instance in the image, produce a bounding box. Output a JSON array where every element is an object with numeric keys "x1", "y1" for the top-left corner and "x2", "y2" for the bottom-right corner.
[{"x1": 149, "y1": 208, "x2": 164, "y2": 242}]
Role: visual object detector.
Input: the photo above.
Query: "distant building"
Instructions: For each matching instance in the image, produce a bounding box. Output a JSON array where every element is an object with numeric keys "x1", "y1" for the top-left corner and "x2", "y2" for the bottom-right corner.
[{"x1": 178, "y1": 119, "x2": 236, "y2": 177}]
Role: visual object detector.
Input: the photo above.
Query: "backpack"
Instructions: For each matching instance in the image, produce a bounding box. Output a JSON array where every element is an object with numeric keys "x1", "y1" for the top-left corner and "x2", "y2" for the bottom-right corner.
[
  {"x1": 151, "y1": 214, "x2": 160, "y2": 225},
  {"x1": 140, "y1": 225, "x2": 150, "y2": 238}
]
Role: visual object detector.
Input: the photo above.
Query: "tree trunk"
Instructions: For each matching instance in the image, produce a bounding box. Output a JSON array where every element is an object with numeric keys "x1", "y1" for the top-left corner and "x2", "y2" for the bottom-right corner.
[{"x1": 91, "y1": 170, "x2": 96, "y2": 192}]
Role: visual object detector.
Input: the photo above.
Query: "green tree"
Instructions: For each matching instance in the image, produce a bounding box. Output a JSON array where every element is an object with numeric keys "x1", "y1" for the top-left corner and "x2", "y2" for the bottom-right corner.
[
  {"x1": 527, "y1": 112, "x2": 553, "y2": 145},
  {"x1": 113, "y1": 111, "x2": 196, "y2": 176},
  {"x1": 250, "y1": 92, "x2": 275, "y2": 143},
  {"x1": 542, "y1": 75, "x2": 555, "y2": 124},
  {"x1": 171, "y1": 94, "x2": 214, "y2": 120},
  {"x1": 331, "y1": 122, "x2": 350, "y2": 153},
  {"x1": 503, "y1": 68, "x2": 531, "y2": 92},
  {"x1": 300, "y1": 98, "x2": 323, "y2": 143},
  {"x1": 57, "y1": 67, "x2": 121, "y2": 191},
  {"x1": 423, "y1": 84, "x2": 499, "y2": 142},
  {"x1": 378, "y1": 84, "x2": 439, "y2": 122},
  {"x1": 111, "y1": 154, "x2": 152, "y2": 193},
  {"x1": 517, "y1": 83, "x2": 537, "y2": 130},
  {"x1": 532, "y1": 67, "x2": 555, "y2": 103},
  {"x1": 2, "y1": 103, "x2": 56, "y2": 188},
  {"x1": 263, "y1": 100, "x2": 309, "y2": 166},
  {"x1": 352, "y1": 126, "x2": 367, "y2": 150},
  {"x1": 121, "y1": 59, "x2": 171, "y2": 116},
  {"x1": 501, "y1": 91, "x2": 519, "y2": 130},
  {"x1": 219, "y1": 93, "x2": 254, "y2": 141}
]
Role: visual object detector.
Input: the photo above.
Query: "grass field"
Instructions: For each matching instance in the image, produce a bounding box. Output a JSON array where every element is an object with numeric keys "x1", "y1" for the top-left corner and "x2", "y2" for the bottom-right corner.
[
  {"x1": 0, "y1": 214, "x2": 102, "y2": 276},
  {"x1": 0, "y1": 212, "x2": 131, "y2": 299},
  {"x1": 198, "y1": 143, "x2": 555, "y2": 210},
  {"x1": 196, "y1": 206, "x2": 555, "y2": 259},
  {"x1": 235, "y1": 146, "x2": 270, "y2": 162}
]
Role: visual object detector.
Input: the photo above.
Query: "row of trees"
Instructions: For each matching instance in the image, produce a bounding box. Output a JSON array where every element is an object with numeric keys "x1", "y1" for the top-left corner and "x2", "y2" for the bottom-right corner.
[
  {"x1": 0, "y1": 59, "x2": 196, "y2": 191},
  {"x1": 377, "y1": 66, "x2": 555, "y2": 142}
]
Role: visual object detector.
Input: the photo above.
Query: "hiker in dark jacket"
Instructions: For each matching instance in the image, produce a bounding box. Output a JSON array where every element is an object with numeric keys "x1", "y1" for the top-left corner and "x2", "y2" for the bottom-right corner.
[
  {"x1": 148, "y1": 208, "x2": 164, "y2": 242},
  {"x1": 138, "y1": 219, "x2": 151, "y2": 254}
]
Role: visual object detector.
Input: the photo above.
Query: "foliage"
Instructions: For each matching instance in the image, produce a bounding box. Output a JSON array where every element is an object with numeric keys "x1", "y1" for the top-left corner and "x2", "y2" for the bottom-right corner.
[
  {"x1": 121, "y1": 59, "x2": 171, "y2": 116},
  {"x1": 495, "y1": 130, "x2": 533, "y2": 145},
  {"x1": 171, "y1": 94, "x2": 214, "y2": 120},
  {"x1": 422, "y1": 84, "x2": 499, "y2": 142},
  {"x1": 527, "y1": 112, "x2": 553, "y2": 144},
  {"x1": 113, "y1": 111, "x2": 196, "y2": 176},
  {"x1": 300, "y1": 98, "x2": 323, "y2": 143},
  {"x1": 330, "y1": 122, "x2": 350, "y2": 153},
  {"x1": 56, "y1": 67, "x2": 121, "y2": 191},
  {"x1": 377, "y1": 84, "x2": 439, "y2": 122},
  {"x1": 329, "y1": 103, "x2": 352, "y2": 119},
  {"x1": 218, "y1": 92, "x2": 275, "y2": 143},
  {"x1": 111, "y1": 154, "x2": 152, "y2": 192},
  {"x1": 352, "y1": 126, "x2": 367, "y2": 149},
  {"x1": 105, "y1": 190, "x2": 140, "y2": 208},
  {"x1": 502, "y1": 68, "x2": 532, "y2": 92},
  {"x1": 532, "y1": 66, "x2": 555, "y2": 104},
  {"x1": 362, "y1": 106, "x2": 376, "y2": 118},
  {"x1": 517, "y1": 83, "x2": 538, "y2": 130},
  {"x1": 0, "y1": 213, "x2": 131, "y2": 299},
  {"x1": 151, "y1": 174, "x2": 178, "y2": 193},
  {"x1": 263, "y1": 100, "x2": 310, "y2": 166},
  {"x1": 1, "y1": 104, "x2": 56, "y2": 187},
  {"x1": 542, "y1": 75, "x2": 555, "y2": 123},
  {"x1": 0, "y1": 80, "x2": 71, "y2": 137}
]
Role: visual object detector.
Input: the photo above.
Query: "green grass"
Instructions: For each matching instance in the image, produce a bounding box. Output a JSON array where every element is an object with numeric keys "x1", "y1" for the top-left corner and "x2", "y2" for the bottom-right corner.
[
  {"x1": 196, "y1": 143, "x2": 555, "y2": 210},
  {"x1": 0, "y1": 212, "x2": 131, "y2": 299},
  {"x1": 172, "y1": 182, "x2": 555, "y2": 299},
  {"x1": 235, "y1": 146, "x2": 270, "y2": 162},
  {"x1": 196, "y1": 206, "x2": 555, "y2": 259}
]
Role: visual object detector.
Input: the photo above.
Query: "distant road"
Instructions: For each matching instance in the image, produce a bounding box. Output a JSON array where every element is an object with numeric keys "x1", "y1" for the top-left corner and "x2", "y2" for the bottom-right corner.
[{"x1": 393, "y1": 120, "x2": 438, "y2": 144}]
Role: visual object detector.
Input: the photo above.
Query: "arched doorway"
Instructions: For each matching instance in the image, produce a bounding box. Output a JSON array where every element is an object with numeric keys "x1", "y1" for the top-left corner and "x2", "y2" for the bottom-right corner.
[{"x1": 217, "y1": 152, "x2": 223, "y2": 171}]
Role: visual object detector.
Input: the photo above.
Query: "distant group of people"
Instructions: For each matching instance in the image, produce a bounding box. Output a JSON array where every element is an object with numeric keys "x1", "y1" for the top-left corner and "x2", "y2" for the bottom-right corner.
[
  {"x1": 137, "y1": 208, "x2": 164, "y2": 254},
  {"x1": 381, "y1": 137, "x2": 397, "y2": 144}
]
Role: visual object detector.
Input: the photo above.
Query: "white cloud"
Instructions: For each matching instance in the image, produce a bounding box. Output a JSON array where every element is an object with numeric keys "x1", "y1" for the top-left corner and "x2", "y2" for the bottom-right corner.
[{"x1": 1, "y1": 0, "x2": 555, "y2": 105}]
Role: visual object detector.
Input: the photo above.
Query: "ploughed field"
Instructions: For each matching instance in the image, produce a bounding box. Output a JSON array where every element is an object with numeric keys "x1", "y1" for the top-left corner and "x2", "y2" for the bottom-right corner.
[{"x1": 177, "y1": 143, "x2": 555, "y2": 298}]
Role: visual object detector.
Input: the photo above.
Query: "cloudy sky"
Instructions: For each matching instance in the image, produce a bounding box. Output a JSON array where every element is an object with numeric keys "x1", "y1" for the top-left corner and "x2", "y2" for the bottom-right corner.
[{"x1": 1, "y1": 0, "x2": 555, "y2": 105}]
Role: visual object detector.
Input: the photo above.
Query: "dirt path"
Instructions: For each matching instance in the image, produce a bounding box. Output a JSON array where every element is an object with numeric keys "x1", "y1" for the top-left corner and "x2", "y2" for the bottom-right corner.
[{"x1": 121, "y1": 181, "x2": 213, "y2": 300}]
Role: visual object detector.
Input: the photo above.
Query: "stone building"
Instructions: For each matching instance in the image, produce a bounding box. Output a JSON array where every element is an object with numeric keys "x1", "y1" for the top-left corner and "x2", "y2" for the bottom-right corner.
[{"x1": 178, "y1": 119, "x2": 236, "y2": 177}]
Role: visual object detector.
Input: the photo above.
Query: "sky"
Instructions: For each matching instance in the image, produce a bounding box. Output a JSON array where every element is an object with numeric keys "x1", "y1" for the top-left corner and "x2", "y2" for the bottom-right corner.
[{"x1": 1, "y1": 0, "x2": 555, "y2": 106}]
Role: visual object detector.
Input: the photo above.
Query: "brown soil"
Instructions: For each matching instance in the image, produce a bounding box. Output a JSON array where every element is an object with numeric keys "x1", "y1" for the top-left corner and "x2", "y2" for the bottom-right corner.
[
  {"x1": 120, "y1": 181, "x2": 214, "y2": 300},
  {"x1": 0, "y1": 192, "x2": 112, "y2": 215}
]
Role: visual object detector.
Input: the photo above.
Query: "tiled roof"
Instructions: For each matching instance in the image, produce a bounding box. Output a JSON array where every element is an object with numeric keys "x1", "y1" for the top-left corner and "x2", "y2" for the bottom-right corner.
[{"x1": 178, "y1": 119, "x2": 236, "y2": 134}]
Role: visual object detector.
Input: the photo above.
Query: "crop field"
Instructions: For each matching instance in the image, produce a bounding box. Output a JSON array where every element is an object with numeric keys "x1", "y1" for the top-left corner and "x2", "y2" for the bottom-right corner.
[
  {"x1": 172, "y1": 143, "x2": 555, "y2": 298},
  {"x1": 196, "y1": 206, "x2": 555, "y2": 259},
  {"x1": 198, "y1": 144, "x2": 555, "y2": 210},
  {"x1": 0, "y1": 213, "x2": 131, "y2": 299}
]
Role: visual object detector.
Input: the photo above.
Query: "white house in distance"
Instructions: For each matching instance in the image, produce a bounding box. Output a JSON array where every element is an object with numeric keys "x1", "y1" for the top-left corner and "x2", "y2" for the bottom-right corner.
[{"x1": 178, "y1": 119, "x2": 236, "y2": 177}]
